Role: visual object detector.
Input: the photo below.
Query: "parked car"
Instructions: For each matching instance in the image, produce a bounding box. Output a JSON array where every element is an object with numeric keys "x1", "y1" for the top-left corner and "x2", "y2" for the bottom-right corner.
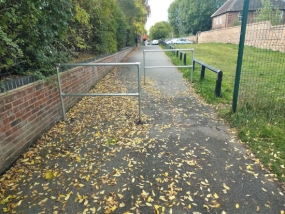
[
  {"x1": 164, "y1": 39, "x2": 172, "y2": 44},
  {"x1": 165, "y1": 39, "x2": 172, "y2": 44},
  {"x1": 146, "y1": 40, "x2": 151, "y2": 45},
  {"x1": 151, "y1": 39, "x2": 159, "y2": 45},
  {"x1": 171, "y1": 38, "x2": 193, "y2": 44}
]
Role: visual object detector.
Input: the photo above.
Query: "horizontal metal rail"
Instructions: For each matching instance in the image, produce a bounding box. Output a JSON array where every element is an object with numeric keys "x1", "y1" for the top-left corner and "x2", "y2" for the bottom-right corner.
[
  {"x1": 193, "y1": 59, "x2": 221, "y2": 73},
  {"x1": 144, "y1": 49, "x2": 194, "y2": 52},
  {"x1": 193, "y1": 58, "x2": 223, "y2": 97},
  {"x1": 58, "y1": 62, "x2": 140, "y2": 66},
  {"x1": 61, "y1": 93, "x2": 139, "y2": 97},
  {"x1": 145, "y1": 66, "x2": 193, "y2": 69},
  {"x1": 143, "y1": 49, "x2": 194, "y2": 84},
  {"x1": 56, "y1": 62, "x2": 142, "y2": 122}
]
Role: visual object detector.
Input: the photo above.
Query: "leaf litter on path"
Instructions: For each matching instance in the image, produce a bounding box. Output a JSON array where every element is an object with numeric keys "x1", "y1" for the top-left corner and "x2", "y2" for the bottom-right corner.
[{"x1": 1, "y1": 65, "x2": 285, "y2": 214}]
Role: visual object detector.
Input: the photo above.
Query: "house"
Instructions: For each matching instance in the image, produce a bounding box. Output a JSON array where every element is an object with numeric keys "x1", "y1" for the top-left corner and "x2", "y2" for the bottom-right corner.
[{"x1": 211, "y1": 0, "x2": 285, "y2": 29}]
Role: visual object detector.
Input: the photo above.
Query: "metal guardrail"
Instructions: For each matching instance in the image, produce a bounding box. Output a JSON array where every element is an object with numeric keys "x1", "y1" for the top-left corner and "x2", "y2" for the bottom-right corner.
[
  {"x1": 193, "y1": 58, "x2": 223, "y2": 97},
  {"x1": 56, "y1": 62, "x2": 142, "y2": 122},
  {"x1": 143, "y1": 49, "x2": 194, "y2": 84}
]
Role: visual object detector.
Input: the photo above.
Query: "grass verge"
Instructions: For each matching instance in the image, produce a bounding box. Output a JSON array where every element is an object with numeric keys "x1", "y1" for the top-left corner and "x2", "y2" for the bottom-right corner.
[{"x1": 162, "y1": 42, "x2": 285, "y2": 183}]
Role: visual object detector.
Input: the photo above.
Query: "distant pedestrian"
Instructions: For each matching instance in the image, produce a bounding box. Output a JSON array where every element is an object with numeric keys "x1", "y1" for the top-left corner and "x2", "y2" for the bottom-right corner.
[
  {"x1": 142, "y1": 35, "x2": 147, "y2": 46},
  {"x1": 135, "y1": 36, "x2": 138, "y2": 47}
]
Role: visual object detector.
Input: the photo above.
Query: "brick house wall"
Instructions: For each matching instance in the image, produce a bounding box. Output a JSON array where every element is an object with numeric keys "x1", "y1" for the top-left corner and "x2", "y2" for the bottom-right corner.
[
  {"x1": 212, "y1": 13, "x2": 228, "y2": 29},
  {"x1": 212, "y1": 12, "x2": 257, "y2": 30},
  {"x1": 0, "y1": 47, "x2": 133, "y2": 174}
]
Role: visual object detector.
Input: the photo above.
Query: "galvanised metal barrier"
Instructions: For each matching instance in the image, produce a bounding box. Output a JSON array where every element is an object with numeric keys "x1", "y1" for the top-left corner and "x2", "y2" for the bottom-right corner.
[
  {"x1": 193, "y1": 58, "x2": 223, "y2": 97},
  {"x1": 56, "y1": 62, "x2": 142, "y2": 122},
  {"x1": 143, "y1": 49, "x2": 194, "y2": 84}
]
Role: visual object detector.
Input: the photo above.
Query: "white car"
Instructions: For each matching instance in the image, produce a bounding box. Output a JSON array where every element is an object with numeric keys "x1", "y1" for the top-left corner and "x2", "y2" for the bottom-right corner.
[
  {"x1": 171, "y1": 38, "x2": 193, "y2": 44},
  {"x1": 151, "y1": 40, "x2": 159, "y2": 45}
]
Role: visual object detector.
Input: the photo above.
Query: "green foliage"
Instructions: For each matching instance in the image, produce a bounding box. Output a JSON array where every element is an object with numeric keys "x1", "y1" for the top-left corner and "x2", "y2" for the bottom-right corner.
[
  {"x1": 254, "y1": 0, "x2": 282, "y2": 25},
  {"x1": 0, "y1": 0, "x2": 73, "y2": 76},
  {"x1": 168, "y1": 0, "x2": 227, "y2": 36},
  {"x1": 149, "y1": 21, "x2": 172, "y2": 40},
  {"x1": 116, "y1": 0, "x2": 149, "y2": 35},
  {"x1": 0, "y1": 0, "x2": 147, "y2": 77}
]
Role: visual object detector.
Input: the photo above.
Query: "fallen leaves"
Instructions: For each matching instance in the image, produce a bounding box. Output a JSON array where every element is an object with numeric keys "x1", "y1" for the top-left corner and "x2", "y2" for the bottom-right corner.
[{"x1": 0, "y1": 65, "x2": 284, "y2": 214}]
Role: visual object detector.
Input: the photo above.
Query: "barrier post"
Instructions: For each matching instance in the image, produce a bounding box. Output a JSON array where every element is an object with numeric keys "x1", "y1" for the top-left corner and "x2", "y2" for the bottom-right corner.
[{"x1": 215, "y1": 71, "x2": 223, "y2": 97}]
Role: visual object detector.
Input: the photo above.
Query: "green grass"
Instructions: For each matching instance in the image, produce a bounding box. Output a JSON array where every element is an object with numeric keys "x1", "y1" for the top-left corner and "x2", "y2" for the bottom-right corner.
[{"x1": 162, "y1": 43, "x2": 285, "y2": 182}]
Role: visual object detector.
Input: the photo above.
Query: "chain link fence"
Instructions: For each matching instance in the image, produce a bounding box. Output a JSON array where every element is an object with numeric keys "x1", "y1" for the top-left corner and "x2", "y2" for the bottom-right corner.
[{"x1": 238, "y1": 0, "x2": 285, "y2": 113}]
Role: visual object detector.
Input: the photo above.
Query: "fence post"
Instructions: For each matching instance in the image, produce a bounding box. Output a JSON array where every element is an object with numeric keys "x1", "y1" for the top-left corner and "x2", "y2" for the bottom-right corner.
[
  {"x1": 201, "y1": 65, "x2": 205, "y2": 80},
  {"x1": 215, "y1": 71, "x2": 223, "y2": 97},
  {"x1": 183, "y1": 53, "x2": 187, "y2": 65},
  {"x1": 232, "y1": 0, "x2": 250, "y2": 112},
  {"x1": 176, "y1": 50, "x2": 179, "y2": 57}
]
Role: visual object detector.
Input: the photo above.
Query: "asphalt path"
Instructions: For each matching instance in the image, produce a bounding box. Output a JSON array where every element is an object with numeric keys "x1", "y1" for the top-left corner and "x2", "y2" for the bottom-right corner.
[{"x1": 0, "y1": 44, "x2": 284, "y2": 214}]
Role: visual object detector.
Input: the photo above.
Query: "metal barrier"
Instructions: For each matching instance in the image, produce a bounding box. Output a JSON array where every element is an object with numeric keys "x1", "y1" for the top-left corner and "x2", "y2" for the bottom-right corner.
[
  {"x1": 143, "y1": 49, "x2": 194, "y2": 84},
  {"x1": 193, "y1": 58, "x2": 223, "y2": 97},
  {"x1": 56, "y1": 62, "x2": 142, "y2": 122}
]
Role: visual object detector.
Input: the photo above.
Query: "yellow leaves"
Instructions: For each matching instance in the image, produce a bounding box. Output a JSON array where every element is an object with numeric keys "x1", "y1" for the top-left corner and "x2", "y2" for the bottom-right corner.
[
  {"x1": 2, "y1": 207, "x2": 10, "y2": 213},
  {"x1": 235, "y1": 203, "x2": 239, "y2": 209},
  {"x1": 159, "y1": 196, "x2": 168, "y2": 202},
  {"x1": 154, "y1": 205, "x2": 166, "y2": 214},
  {"x1": 281, "y1": 210, "x2": 285, "y2": 214},
  {"x1": 117, "y1": 194, "x2": 124, "y2": 199},
  {"x1": 213, "y1": 193, "x2": 219, "y2": 199},
  {"x1": 104, "y1": 205, "x2": 117, "y2": 213},
  {"x1": 119, "y1": 202, "x2": 125, "y2": 208},
  {"x1": 64, "y1": 191, "x2": 72, "y2": 201},
  {"x1": 147, "y1": 196, "x2": 154, "y2": 203},
  {"x1": 85, "y1": 174, "x2": 90, "y2": 181},
  {"x1": 1, "y1": 195, "x2": 16, "y2": 205},
  {"x1": 265, "y1": 204, "x2": 270, "y2": 209},
  {"x1": 223, "y1": 183, "x2": 230, "y2": 193},
  {"x1": 39, "y1": 198, "x2": 48, "y2": 206},
  {"x1": 45, "y1": 171, "x2": 54, "y2": 180},
  {"x1": 203, "y1": 204, "x2": 209, "y2": 210},
  {"x1": 156, "y1": 177, "x2": 162, "y2": 183},
  {"x1": 76, "y1": 156, "x2": 81, "y2": 163},
  {"x1": 141, "y1": 190, "x2": 149, "y2": 200},
  {"x1": 200, "y1": 181, "x2": 209, "y2": 186}
]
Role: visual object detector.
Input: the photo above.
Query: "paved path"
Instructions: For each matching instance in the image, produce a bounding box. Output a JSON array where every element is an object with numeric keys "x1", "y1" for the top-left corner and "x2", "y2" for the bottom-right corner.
[{"x1": 0, "y1": 45, "x2": 284, "y2": 214}]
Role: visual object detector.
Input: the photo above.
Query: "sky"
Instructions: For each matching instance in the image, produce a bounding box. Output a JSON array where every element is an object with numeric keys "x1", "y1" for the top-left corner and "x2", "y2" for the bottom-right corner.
[{"x1": 145, "y1": 0, "x2": 175, "y2": 33}]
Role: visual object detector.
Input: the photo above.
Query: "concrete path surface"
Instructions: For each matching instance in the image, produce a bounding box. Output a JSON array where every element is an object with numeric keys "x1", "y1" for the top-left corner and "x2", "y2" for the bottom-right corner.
[{"x1": 0, "y1": 45, "x2": 284, "y2": 214}]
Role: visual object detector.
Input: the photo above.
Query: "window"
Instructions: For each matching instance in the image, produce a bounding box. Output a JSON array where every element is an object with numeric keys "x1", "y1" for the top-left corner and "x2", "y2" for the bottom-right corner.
[
  {"x1": 238, "y1": 12, "x2": 243, "y2": 22},
  {"x1": 220, "y1": 16, "x2": 222, "y2": 24}
]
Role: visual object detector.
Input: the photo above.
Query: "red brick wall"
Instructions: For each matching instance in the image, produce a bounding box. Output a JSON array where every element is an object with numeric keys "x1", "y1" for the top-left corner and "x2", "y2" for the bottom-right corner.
[
  {"x1": 0, "y1": 48, "x2": 133, "y2": 174},
  {"x1": 212, "y1": 12, "x2": 261, "y2": 30}
]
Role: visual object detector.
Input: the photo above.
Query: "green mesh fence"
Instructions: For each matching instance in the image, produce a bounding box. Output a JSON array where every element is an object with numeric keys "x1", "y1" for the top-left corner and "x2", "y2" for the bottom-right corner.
[{"x1": 238, "y1": 0, "x2": 285, "y2": 113}]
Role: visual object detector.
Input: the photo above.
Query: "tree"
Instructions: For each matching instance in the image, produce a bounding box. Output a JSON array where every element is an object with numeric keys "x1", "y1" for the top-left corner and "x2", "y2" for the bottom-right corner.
[
  {"x1": 0, "y1": 0, "x2": 142, "y2": 77},
  {"x1": 149, "y1": 21, "x2": 172, "y2": 40},
  {"x1": 116, "y1": 0, "x2": 150, "y2": 42},
  {"x1": 254, "y1": 0, "x2": 282, "y2": 25},
  {"x1": 168, "y1": 0, "x2": 227, "y2": 36},
  {"x1": 168, "y1": 0, "x2": 180, "y2": 37},
  {"x1": 0, "y1": 0, "x2": 72, "y2": 76}
]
